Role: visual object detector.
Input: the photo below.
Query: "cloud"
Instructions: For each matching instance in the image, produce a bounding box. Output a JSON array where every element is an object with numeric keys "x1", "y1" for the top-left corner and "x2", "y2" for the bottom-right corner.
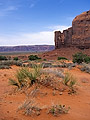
[
  {"x1": 28, "y1": 0, "x2": 40, "y2": 8},
  {"x1": 0, "y1": 31, "x2": 54, "y2": 46},
  {"x1": 0, "y1": 6, "x2": 18, "y2": 17},
  {"x1": 0, "y1": 25, "x2": 71, "y2": 46},
  {"x1": 47, "y1": 25, "x2": 71, "y2": 32},
  {"x1": 4, "y1": 6, "x2": 18, "y2": 11}
]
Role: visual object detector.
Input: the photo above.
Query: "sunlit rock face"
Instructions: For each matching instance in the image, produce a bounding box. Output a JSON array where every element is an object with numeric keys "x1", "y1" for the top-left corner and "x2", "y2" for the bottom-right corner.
[{"x1": 55, "y1": 10, "x2": 90, "y2": 49}]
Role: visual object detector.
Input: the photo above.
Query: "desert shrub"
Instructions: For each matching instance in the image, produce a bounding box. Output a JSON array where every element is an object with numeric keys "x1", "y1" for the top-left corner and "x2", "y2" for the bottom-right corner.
[
  {"x1": 58, "y1": 57, "x2": 68, "y2": 60},
  {"x1": 84, "y1": 56, "x2": 90, "y2": 64},
  {"x1": 41, "y1": 69, "x2": 64, "y2": 78},
  {"x1": 28, "y1": 55, "x2": 41, "y2": 61},
  {"x1": 9, "y1": 78, "x2": 20, "y2": 88},
  {"x1": 9, "y1": 64, "x2": 42, "y2": 89},
  {"x1": 43, "y1": 59, "x2": 46, "y2": 61},
  {"x1": 0, "y1": 60, "x2": 22, "y2": 66},
  {"x1": 63, "y1": 72, "x2": 71, "y2": 86},
  {"x1": 39, "y1": 74, "x2": 55, "y2": 87},
  {"x1": 73, "y1": 52, "x2": 90, "y2": 64},
  {"x1": 38, "y1": 69, "x2": 65, "y2": 90},
  {"x1": 18, "y1": 99, "x2": 41, "y2": 116},
  {"x1": 48, "y1": 104, "x2": 70, "y2": 116},
  {"x1": 18, "y1": 100, "x2": 69, "y2": 116},
  {"x1": 0, "y1": 65, "x2": 11, "y2": 69},
  {"x1": 14, "y1": 61, "x2": 22, "y2": 66},
  {"x1": 80, "y1": 63, "x2": 90, "y2": 74},
  {"x1": 42, "y1": 62, "x2": 52, "y2": 68},
  {"x1": 0, "y1": 60, "x2": 11, "y2": 66},
  {"x1": 0, "y1": 56, "x2": 7, "y2": 60},
  {"x1": 69, "y1": 79, "x2": 76, "y2": 89},
  {"x1": 53, "y1": 62, "x2": 77, "y2": 69},
  {"x1": 13, "y1": 57, "x2": 19, "y2": 61},
  {"x1": 9, "y1": 68, "x2": 30, "y2": 88},
  {"x1": 63, "y1": 72, "x2": 76, "y2": 93}
]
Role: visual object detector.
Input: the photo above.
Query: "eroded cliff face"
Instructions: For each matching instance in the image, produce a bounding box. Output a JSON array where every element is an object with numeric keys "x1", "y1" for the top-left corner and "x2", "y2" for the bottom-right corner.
[{"x1": 55, "y1": 10, "x2": 90, "y2": 49}]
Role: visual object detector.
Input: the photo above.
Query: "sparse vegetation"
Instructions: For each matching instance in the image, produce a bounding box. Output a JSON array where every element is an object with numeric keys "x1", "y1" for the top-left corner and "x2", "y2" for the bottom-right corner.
[
  {"x1": 79, "y1": 62, "x2": 90, "y2": 74},
  {"x1": 18, "y1": 99, "x2": 41, "y2": 116},
  {"x1": 9, "y1": 78, "x2": 20, "y2": 88},
  {"x1": 84, "y1": 56, "x2": 90, "y2": 64},
  {"x1": 63, "y1": 72, "x2": 71, "y2": 86},
  {"x1": 43, "y1": 59, "x2": 47, "y2": 61},
  {"x1": 13, "y1": 57, "x2": 19, "y2": 61},
  {"x1": 58, "y1": 57, "x2": 68, "y2": 60},
  {"x1": 28, "y1": 55, "x2": 41, "y2": 61},
  {"x1": 41, "y1": 69, "x2": 64, "y2": 78},
  {"x1": 7, "y1": 58, "x2": 78, "y2": 117},
  {"x1": 48, "y1": 104, "x2": 70, "y2": 116},
  {"x1": 39, "y1": 73, "x2": 56, "y2": 87},
  {"x1": 0, "y1": 60, "x2": 22, "y2": 67},
  {"x1": 0, "y1": 56, "x2": 7, "y2": 60},
  {"x1": 73, "y1": 52, "x2": 90, "y2": 64},
  {"x1": 39, "y1": 69, "x2": 65, "y2": 90},
  {"x1": 9, "y1": 64, "x2": 42, "y2": 89},
  {"x1": 0, "y1": 65, "x2": 11, "y2": 69},
  {"x1": 63, "y1": 72, "x2": 76, "y2": 93},
  {"x1": 42, "y1": 62, "x2": 52, "y2": 68},
  {"x1": 18, "y1": 98, "x2": 70, "y2": 117}
]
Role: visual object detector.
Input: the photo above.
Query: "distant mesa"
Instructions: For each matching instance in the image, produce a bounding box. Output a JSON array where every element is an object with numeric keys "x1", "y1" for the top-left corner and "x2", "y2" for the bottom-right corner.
[
  {"x1": 0, "y1": 45, "x2": 54, "y2": 52},
  {"x1": 54, "y1": 10, "x2": 90, "y2": 49}
]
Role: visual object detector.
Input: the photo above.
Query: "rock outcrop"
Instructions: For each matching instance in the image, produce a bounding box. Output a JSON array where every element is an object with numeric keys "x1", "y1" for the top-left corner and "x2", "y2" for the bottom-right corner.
[{"x1": 55, "y1": 10, "x2": 90, "y2": 49}]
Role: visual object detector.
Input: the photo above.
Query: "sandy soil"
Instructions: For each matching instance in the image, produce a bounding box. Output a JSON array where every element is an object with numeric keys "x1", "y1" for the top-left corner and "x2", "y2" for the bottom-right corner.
[{"x1": 0, "y1": 65, "x2": 90, "y2": 120}]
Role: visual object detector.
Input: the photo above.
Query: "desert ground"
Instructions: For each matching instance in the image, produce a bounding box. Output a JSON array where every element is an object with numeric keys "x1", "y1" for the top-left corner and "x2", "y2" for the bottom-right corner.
[{"x1": 0, "y1": 49, "x2": 90, "y2": 120}]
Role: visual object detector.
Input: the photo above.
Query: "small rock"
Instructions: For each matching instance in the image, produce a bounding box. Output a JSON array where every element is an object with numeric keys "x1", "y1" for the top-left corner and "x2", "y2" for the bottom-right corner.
[
  {"x1": 81, "y1": 78, "x2": 89, "y2": 83},
  {"x1": 59, "y1": 92, "x2": 63, "y2": 95},
  {"x1": 9, "y1": 101, "x2": 12, "y2": 104},
  {"x1": 7, "y1": 111, "x2": 9, "y2": 113},
  {"x1": 36, "y1": 111, "x2": 40, "y2": 116}
]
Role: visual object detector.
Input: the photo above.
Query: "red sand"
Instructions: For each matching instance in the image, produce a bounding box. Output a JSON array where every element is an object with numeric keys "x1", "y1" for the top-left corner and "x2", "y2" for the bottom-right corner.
[{"x1": 0, "y1": 65, "x2": 90, "y2": 120}]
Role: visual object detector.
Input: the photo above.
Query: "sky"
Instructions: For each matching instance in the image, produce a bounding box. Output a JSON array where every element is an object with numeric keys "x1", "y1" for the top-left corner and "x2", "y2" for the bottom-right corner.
[{"x1": 0, "y1": 0, "x2": 90, "y2": 46}]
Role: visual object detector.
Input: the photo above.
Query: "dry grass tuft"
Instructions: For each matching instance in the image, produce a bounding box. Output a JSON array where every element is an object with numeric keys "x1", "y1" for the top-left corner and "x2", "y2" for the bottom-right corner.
[
  {"x1": 48, "y1": 104, "x2": 70, "y2": 116},
  {"x1": 18, "y1": 99, "x2": 41, "y2": 116}
]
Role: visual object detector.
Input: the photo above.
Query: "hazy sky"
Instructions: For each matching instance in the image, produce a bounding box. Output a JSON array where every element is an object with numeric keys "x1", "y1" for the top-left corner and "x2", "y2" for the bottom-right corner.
[{"x1": 0, "y1": 0, "x2": 90, "y2": 46}]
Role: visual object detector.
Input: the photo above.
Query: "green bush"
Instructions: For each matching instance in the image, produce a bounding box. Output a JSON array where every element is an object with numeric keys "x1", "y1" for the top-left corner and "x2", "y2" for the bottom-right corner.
[
  {"x1": 28, "y1": 55, "x2": 41, "y2": 61},
  {"x1": 84, "y1": 56, "x2": 90, "y2": 64},
  {"x1": 43, "y1": 59, "x2": 47, "y2": 61},
  {"x1": 9, "y1": 64, "x2": 42, "y2": 89},
  {"x1": 73, "y1": 52, "x2": 90, "y2": 64},
  {"x1": 58, "y1": 57, "x2": 68, "y2": 60},
  {"x1": 0, "y1": 56, "x2": 7, "y2": 60},
  {"x1": 13, "y1": 57, "x2": 19, "y2": 61}
]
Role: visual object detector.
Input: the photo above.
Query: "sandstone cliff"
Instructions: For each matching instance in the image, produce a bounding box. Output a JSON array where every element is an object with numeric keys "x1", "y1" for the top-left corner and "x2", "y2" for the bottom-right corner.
[{"x1": 55, "y1": 10, "x2": 90, "y2": 49}]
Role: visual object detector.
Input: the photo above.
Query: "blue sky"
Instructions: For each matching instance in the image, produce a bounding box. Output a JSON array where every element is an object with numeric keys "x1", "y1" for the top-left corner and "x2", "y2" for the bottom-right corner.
[{"x1": 0, "y1": 0, "x2": 90, "y2": 46}]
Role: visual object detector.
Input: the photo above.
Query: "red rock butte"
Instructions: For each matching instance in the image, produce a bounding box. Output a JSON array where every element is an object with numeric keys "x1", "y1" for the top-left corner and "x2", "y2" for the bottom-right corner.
[{"x1": 54, "y1": 10, "x2": 90, "y2": 49}]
